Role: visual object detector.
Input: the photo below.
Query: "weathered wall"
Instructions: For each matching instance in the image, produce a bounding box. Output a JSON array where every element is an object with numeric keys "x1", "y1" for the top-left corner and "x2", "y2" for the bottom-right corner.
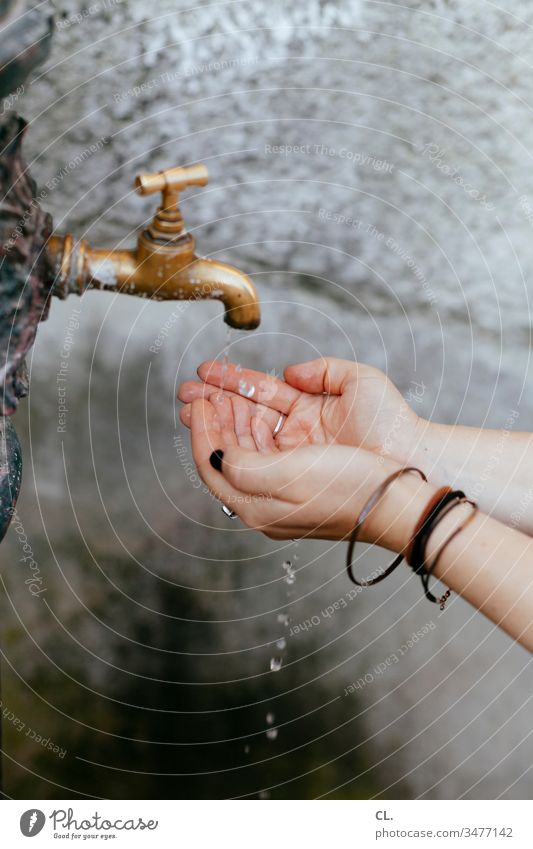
[{"x1": 2, "y1": 0, "x2": 533, "y2": 799}]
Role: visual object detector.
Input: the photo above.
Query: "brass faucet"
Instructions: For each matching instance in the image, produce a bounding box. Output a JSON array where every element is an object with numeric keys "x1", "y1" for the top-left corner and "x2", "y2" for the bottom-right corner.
[{"x1": 46, "y1": 164, "x2": 260, "y2": 330}]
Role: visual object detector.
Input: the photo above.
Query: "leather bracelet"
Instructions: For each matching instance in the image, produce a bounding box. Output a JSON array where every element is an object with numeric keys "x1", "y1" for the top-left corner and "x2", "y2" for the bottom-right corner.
[
  {"x1": 406, "y1": 487, "x2": 454, "y2": 568},
  {"x1": 407, "y1": 488, "x2": 467, "y2": 609},
  {"x1": 421, "y1": 498, "x2": 478, "y2": 608},
  {"x1": 346, "y1": 466, "x2": 427, "y2": 586}
]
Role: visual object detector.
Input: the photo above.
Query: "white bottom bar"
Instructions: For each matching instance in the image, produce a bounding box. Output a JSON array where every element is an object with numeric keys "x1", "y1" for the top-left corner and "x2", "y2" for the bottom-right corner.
[{"x1": 0, "y1": 799, "x2": 531, "y2": 847}]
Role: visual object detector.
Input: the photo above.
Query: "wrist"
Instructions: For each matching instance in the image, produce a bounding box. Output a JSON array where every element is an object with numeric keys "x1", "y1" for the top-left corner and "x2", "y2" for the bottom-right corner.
[
  {"x1": 402, "y1": 417, "x2": 436, "y2": 473},
  {"x1": 423, "y1": 499, "x2": 476, "y2": 579},
  {"x1": 361, "y1": 470, "x2": 438, "y2": 553}
]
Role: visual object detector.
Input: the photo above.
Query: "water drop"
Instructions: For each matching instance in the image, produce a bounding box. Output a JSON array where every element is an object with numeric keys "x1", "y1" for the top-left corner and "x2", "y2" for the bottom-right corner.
[
  {"x1": 220, "y1": 329, "x2": 232, "y2": 392},
  {"x1": 259, "y1": 790, "x2": 271, "y2": 798},
  {"x1": 276, "y1": 637, "x2": 287, "y2": 650},
  {"x1": 277, "y1": 613, "x2": 290, "y2": 626},
  {"x1": 266, "y1": 728, "x2": 278, "y2": 741},
  {"x1": 244, "y1": 744, "x2": 250, "y2": 754},
  {"x1": 266, "y1": 712, "x2": 275, "y2": 725},
  {"x1": 270, "y1": 657, "x2": 283, "y2": 672},
  {"x1": 282, "y1": 560, "x2": 296, "y2": 585},
  {"x1": 239, "y1": 379, "x2": 255, "y2": 399}
]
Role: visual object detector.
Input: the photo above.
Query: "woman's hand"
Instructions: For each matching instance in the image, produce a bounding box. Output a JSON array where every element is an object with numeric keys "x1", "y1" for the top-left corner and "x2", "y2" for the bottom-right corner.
[
  {"x1": 187, "y1": 395, "x2": 428, "y2": 547},
  {"x1": 178, "y1": 357, "x2": 421, "y2": 463},
  {"x1": 179, "y1": 366, "x2": 533, "y2": 653}
]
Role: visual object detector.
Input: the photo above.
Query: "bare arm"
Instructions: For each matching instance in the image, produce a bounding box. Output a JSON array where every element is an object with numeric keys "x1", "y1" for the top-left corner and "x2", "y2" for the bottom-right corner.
[
  {"x1": 409, "y1": 419, "x2": 533, "y2": 534},
  {"x1": 184, "y1": 392, "x2": 533, "y2": 654},
  {"x1": 369, "y1": 471, "x2": 533, "y2": 651}
]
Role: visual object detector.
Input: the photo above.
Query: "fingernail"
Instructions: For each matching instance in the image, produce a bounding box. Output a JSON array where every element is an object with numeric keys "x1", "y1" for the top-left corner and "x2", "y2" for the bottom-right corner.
[{"x1": 210, "y1": 449, "x2": 224, "y2": 472}]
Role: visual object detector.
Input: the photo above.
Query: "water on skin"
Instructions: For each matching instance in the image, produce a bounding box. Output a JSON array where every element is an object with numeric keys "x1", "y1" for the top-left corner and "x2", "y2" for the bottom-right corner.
[{"x1": 238, "y1": 378, "x2": 256, "y2": 398}]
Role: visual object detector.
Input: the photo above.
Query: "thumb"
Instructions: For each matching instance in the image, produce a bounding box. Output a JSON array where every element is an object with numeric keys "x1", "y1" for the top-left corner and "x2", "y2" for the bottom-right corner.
[
  {"x1": 222, "y1": 446, "x2": 297, "y2": 496},
  {"x1": 284, "y1": 357, "x2": 356, "y2": 395}
]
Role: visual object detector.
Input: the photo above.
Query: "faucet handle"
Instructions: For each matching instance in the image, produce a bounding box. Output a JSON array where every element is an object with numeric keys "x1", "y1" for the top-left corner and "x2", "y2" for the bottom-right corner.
[
  {"x1": 135, "y1": 164, "x2": 208, "y2": 239},
  {"x1": 134, "y1": 164, "x2": 208, "y2": 197}
]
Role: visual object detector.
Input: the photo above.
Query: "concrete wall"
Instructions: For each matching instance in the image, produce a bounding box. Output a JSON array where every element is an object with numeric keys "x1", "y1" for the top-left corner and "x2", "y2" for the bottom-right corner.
[{"x1": 2, "y1": 0, "x2": 533, "y2": 798}]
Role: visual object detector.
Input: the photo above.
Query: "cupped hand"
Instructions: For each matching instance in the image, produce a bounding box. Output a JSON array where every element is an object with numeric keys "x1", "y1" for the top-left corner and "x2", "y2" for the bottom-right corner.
[
  {"x1": 187, "y1": 393, "x2": 424, "y2": 546},
  {"x1": 178, "y1": 357, "x2": 421, "y2": 462}
]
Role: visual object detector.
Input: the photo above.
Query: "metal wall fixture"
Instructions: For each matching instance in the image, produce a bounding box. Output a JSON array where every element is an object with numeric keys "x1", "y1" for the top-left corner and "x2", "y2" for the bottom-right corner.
[{"x1": 47, "y1": 165, "x2": 261, "y2": 331}]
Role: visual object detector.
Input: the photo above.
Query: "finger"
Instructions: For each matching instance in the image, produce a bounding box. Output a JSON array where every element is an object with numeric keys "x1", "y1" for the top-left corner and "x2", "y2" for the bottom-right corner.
[
  {"x1": 190, "y1": 397, "x2": 222, "y2": 464},
  {"x1": 284, "y1": 357, "x2": 356, "y2": 395},
  {"x1": 198, "y1": 360, "x2": 301, "y2": 414},
  {"x1": 209, "y1": 392, "x2": 238, "y2": 447},
  {"x1": 179, "y1": 403, "x2": 191, "y2": 427},
  {"x1": 275, "y1": 428, "x2": 309, "y2": 451},
  {"x1": 178, "y1": 380, "x2": 215, "y2": 403},
  {"x1": 180, "y1": 380, "x2": 243, "y2": 404},
  {"x1": 179, "y1": 380, "x2": 281, "y2": 431},
  {"x1": 251, "y1": 415, "x2": 280, "y2": 454},
  {"x1": 221, "y1": 445, "x2": 305, "y2": 497},
  {"x1": 190, "y1": 399, "x2": 246, "y2": 506},
  {"x1": 231, "y1": 395, "x2": 257, "y2": 450}
]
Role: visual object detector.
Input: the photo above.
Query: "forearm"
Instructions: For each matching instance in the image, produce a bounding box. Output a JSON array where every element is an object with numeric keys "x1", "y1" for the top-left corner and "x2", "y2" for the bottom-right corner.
[
  {"x1": 370, "y1": 475, "x2": 533, "y2": 652},
  {"x1": 408, "y1": 418, "x2": 533, "y2": 534}
]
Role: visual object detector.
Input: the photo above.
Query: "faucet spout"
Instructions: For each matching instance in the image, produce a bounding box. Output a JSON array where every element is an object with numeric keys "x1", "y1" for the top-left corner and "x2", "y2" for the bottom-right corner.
[
  {"x1": 46, "y1": 164, "x2": 261, "y2": 331},
  {"x1": 47, "y1": 235, "x2": 261, "y2": 331},
  {"x1": 177, "y1": 258, "x2": 260, "y2": 330}
]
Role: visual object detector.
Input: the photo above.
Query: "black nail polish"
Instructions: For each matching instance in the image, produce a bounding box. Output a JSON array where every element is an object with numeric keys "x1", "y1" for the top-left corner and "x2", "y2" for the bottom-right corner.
[{"x1": 210, "y1": 449, "x2": 224, "y2": 472}]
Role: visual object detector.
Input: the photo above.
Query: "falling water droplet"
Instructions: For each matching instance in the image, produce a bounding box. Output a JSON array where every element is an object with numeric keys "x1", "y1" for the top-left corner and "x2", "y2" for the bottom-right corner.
[
  {"x1": 266, "y1": 712, "x2": 275, "y2": 725},
  {"x1": 259, "y1": 790, "x2": 271, "y2": 798},
  {"x1": 276, "y1": 637, "x2": 287, "y2": 650},
  {"x1": 266, "y1": 728, "x2": 278, "y2": 741},
  {"x1": 270, "y1": 657, "x2": 283, "y2": 672},
  {"x1": 277, "y1": 613, "x2": 290, "y2": 626},
  {"x1": 282, "y1": 559, "x2": 296, "y2": 585},
  {"x1": 219, "y1": 327, "x2": 232, "y2": 393},
  {"x1": 244, "y1": 744, "x2": 250, "y2": 754}
]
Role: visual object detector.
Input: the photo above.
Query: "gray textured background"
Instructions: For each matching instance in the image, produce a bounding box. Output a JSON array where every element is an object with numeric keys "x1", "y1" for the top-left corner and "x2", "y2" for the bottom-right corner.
[{"x1": 2, "y1": 0, "x2": 533, "y2": 798}]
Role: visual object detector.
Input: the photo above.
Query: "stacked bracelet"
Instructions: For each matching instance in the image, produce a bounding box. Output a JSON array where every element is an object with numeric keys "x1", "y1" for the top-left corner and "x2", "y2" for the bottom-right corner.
[
  {"x1": 409, "y1": 495, "x2": 478, "y2": 609},
  {"x1": 346, "y1": 469, "x2": 478, "y2": 610},
  {"x1": 346, "y1": 467, "x2": 427, "y2": 587}
]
